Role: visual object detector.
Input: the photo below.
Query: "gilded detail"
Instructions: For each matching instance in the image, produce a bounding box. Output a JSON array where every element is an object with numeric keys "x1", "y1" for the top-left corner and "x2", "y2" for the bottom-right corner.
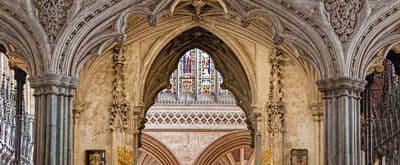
[{"x1": 117, "y1": 147, "x2": 132, "y2": 165}]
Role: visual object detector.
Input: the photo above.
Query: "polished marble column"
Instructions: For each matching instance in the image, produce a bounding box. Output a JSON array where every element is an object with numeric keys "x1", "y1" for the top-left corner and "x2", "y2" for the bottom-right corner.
[
  {"x1": 317, "y1": 77, "x2": 367, "y2": 165},
  {"x1": 30, "y1": 74, "x2": 78, "y2": 165}
]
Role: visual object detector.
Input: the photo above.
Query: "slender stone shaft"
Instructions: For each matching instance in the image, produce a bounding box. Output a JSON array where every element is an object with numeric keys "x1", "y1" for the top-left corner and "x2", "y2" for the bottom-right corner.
[
  {"x1": 317, "y1": 77, "x2": 367, "y2": 165},
  {"x1": 29, "y1": 74, "x2": 78, "y2": 165},
  {"x1": 13, "y1": 68, "x2": 26, "y2": 165}
]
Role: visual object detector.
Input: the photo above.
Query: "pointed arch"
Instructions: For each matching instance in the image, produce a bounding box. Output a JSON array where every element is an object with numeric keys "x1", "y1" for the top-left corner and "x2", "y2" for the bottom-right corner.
[
  {"x1": 349, "y1": 1, "x2": 400, "y2": 79},
  {"x1": 138, "y1": 133, "x2": 179, "y2": 165},
  {"x1": 142, "y1": 27, "x2": 253, "y2": 128},
  {"x1": 194, "y1": 130, "x2": 253, "y2": 165},
  {"x1": 59, "y1": 0, "x2": 333, "y2": 81},
  {"x1": 0, "y1": 1, "x2": 49, "y2": 75}
]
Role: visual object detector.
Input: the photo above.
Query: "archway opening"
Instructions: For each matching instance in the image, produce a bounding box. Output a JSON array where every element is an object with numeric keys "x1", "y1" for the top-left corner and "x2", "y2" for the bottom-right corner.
[
  {"x1": 140, "y1": 27, "x2": 254, "y2": 165},
  {"x1": 361, "y1": 48, "x2": 400, "y2": 164},
  {"x1": 0, "y1": 44, "x2": 34, "y2": 165}
]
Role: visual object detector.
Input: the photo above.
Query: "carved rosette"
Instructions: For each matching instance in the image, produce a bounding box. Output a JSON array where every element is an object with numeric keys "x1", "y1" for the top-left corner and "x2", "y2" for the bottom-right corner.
[
  {"x1": 110, "y1": 45, "x2": 131, "y2": 131},
  {"x1": 266, "y1": 48, "x2": 285, "y2": 134},
  {"x1": 32, "y1": 0, "x2": 73, "y2": 42},
  {"x1": 324, "y1": 0, "x2": 364, "y2": 42}
]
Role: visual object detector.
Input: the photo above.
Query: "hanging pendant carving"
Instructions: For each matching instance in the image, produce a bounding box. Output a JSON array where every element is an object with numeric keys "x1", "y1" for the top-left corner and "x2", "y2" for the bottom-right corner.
[
  {"x1": 266, "y1": 48, "x2": 285, "y2": 134},
  {"x1": 32, "y1": 0, "x2": 73, "y2": 42},
  {"x1": 324, "y1": 0, "x2": 364, "y2": 42},
  {"x1": 110, "y1": 45, "x2": 131, "y2": 131}
]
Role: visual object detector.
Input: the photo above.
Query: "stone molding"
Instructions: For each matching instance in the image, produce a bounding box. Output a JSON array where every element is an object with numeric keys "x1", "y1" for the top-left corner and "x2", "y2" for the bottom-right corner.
[
  {"x1": 28, "y1": 74, "x2": 79, "y2": 95},
  {"x1": 316, "y1": 77, "x2": 367, "y2": 94}
]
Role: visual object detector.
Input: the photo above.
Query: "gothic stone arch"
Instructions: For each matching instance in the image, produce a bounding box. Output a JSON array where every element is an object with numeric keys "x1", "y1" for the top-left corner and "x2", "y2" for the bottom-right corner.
[{"x1": 141, "y1": 27, "x2": 254, "y2": 130}]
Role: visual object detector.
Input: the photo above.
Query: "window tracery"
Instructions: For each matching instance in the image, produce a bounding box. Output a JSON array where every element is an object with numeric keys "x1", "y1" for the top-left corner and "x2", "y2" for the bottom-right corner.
[{"x1": 157, "y1": 48, "x2": 233, "y2": 104}]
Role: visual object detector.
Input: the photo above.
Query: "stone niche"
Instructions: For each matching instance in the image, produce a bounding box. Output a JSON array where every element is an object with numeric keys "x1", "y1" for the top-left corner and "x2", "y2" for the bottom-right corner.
[{"x1": 74, "y1": 16, "x2": 320, "y2": 165}]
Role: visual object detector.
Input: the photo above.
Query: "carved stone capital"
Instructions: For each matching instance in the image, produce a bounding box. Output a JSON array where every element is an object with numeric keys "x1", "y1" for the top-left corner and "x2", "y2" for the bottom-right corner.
[
  {"x1": 29, "y1": 74, "x2": 79, "y2": 96},
  {"x1": 316, "y1": 77, "x2": 367, "y2": 94},
  {"x1": 73, "y1": 101, "x2": 91, "y2": 121},
  {"x1": 310, "y1": 102, "x2": 323, "y2": 121}
]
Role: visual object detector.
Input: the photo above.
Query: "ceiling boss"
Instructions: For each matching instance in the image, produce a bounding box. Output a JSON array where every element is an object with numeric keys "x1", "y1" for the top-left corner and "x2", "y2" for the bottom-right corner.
[{"x1": 170, "y1": 0, "x2": 228, "y2": 21}]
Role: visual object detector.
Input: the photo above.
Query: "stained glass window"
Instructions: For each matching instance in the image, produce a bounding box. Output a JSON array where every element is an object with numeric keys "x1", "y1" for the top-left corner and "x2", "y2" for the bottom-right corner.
[{"x1": 158, "y1": 48, "x2": 234, "y2": 104}]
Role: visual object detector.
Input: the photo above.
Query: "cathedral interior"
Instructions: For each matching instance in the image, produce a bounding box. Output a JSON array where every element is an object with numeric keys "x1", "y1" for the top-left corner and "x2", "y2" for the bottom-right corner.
[{"x1": 0, "y1": 0, "x2": 400, "y2": 165}]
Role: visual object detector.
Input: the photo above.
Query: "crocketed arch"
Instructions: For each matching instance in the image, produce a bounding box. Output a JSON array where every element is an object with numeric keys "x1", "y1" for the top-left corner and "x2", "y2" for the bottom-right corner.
[
  {"x1": 61, "y1": 0, "x2": 331, "y2": 80},
  {"x1": 142, "y1": 27, "x2": 253, "y2": 126},
  {"x1": 194, "y1": 130, "x2": 253, "y2": 165},
  {"x1": 0, "y1": 1, "x2": 49, "y2": 75},
  {"x1": 138, "y1": 133, "x2": 179, "y2": 165},
  {"x1": 349, "y1": 1, "x2": 400, "y2": 79}
]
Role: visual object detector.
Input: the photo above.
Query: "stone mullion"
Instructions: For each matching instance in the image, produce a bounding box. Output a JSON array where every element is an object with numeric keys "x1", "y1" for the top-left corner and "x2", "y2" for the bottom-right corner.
[
  {"x1": 318, "y1": 77, "x2": 366, "y2": 165},
  {"x1": 251, "y1": 107, "x2": 262, "y2": 165},
  {"x1": 31, "y1": 74, "x2": 78, "y2": 165},
  {"x1": 72, "y1": 101, "x2": 90, "y2": 165},
  {"x1": 66, "y1": 92, "x2": 73, "y2": 165},
  {"x1": 13, "y1": 68, "x2": 26, "y2": 165},
  {"x1": 310, "y1": 102, "x2": 323, "y2": 165}
]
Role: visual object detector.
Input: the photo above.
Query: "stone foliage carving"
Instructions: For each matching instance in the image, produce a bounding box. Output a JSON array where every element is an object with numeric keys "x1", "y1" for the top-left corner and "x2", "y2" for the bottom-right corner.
[
  {"x1": 324, "y1": 0, "x2": 364, "y2": 42},
  {"x1": 110, "y1": 45, "x2": 131, "y2": 130},
  {"x1": 32, "y1": 0, "x2": 73, "y2": 42},
  {"x1": 266, "y1": 48, "x2": 285, "y2": 134}
]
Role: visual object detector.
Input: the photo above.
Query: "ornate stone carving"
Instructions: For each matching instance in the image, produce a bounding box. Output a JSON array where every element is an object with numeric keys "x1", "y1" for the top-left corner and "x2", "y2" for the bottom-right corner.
[
  {"x1": 170, "y1": 0, "x2": 228, "y2": 22},
  {"x1": 110, "y1": 45, "x2": 131, "y2": 131},
  {"x1": 310, "y1": 102, "x2": 323, "y2": 121},
  {"x1": 324, "y1": 0, "x2": 364, "y2": 42},
  {"x1": 266, "y1": 48, "x2": 285, "y2": 134},
  {"x1": 73, "y1": 101, "x2": 91, "y2": 122},
  {"x1": 32, "y1": 0, "x2": 73, "y2": 42}
]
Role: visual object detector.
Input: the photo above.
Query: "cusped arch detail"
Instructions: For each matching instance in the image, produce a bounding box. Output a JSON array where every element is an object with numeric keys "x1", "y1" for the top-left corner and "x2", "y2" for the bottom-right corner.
[
  {"x1": 138, "y1": 133, "x2": 179, "y2": 165},
  {"x1": 350, "y1": 1, "x2": 400, "y2": 79},
  {"x1": 194, "y1": 130, "x2": 254, "y2": 165}
]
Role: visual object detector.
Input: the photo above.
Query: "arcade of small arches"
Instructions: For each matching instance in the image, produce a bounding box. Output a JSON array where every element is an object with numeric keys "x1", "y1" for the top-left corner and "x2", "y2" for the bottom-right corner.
[{"x1": 0, "y1": 1, "x2": 400, "y2": 165}]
